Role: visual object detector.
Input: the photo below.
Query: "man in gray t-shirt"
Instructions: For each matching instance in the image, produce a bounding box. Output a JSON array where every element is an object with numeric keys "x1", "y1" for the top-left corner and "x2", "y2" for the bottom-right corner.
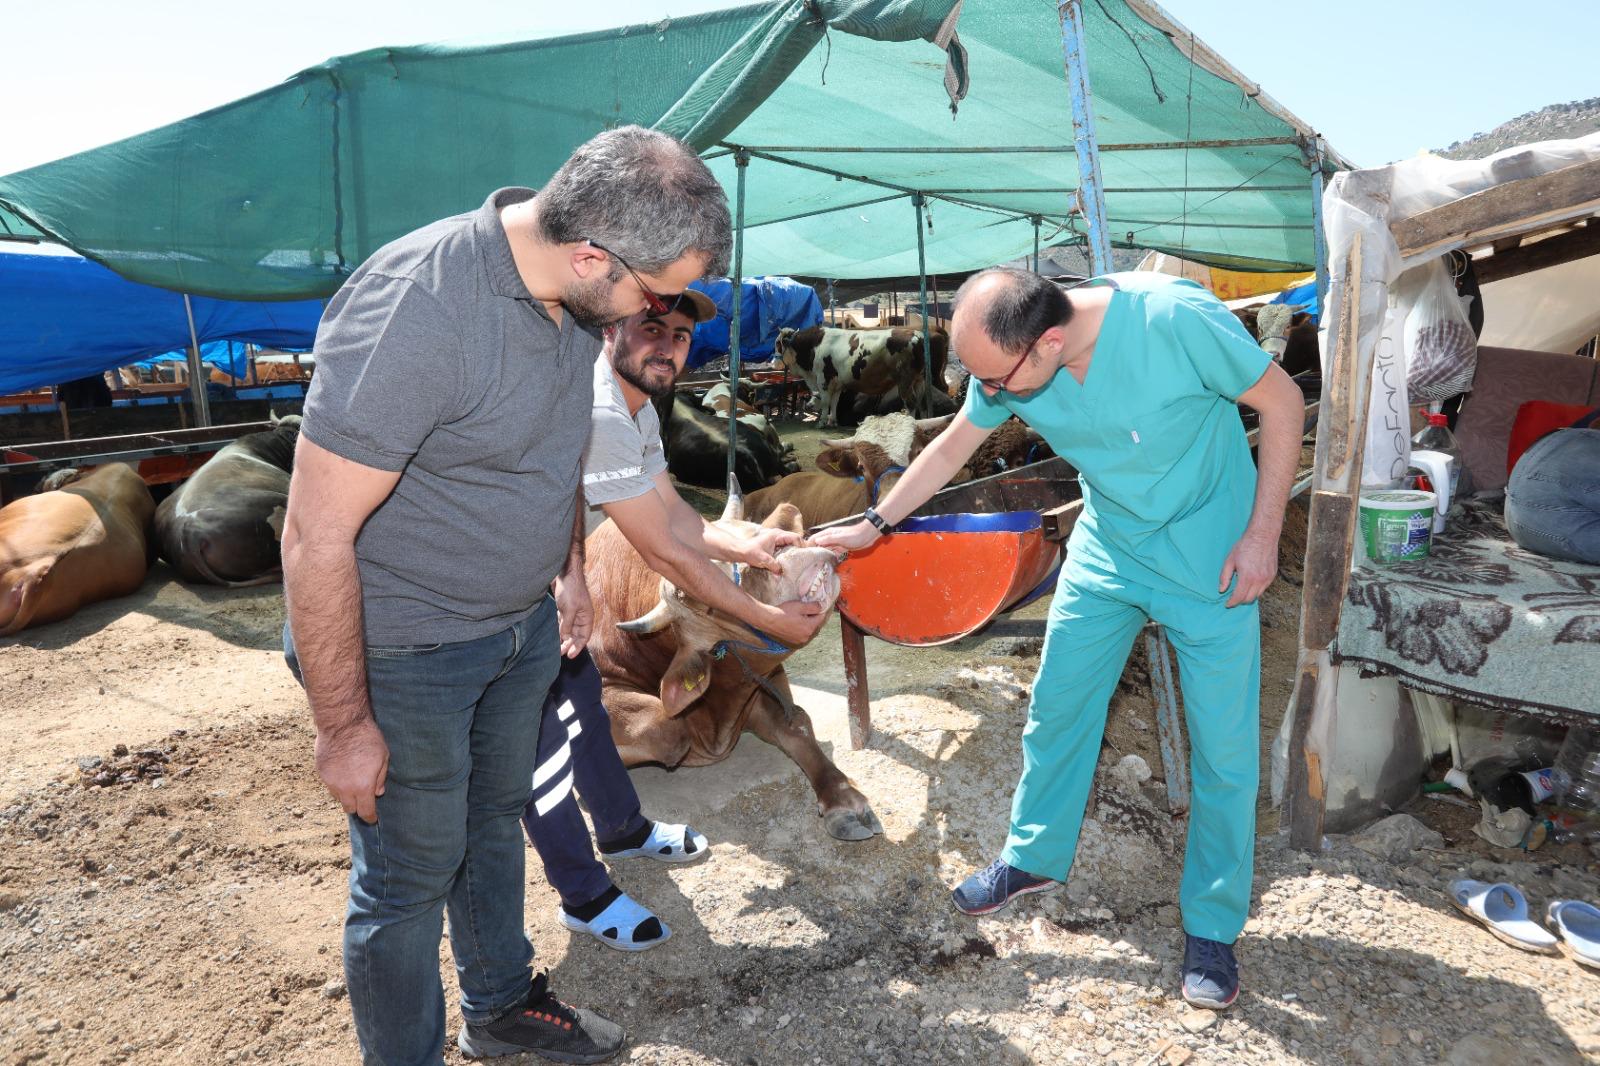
[{"x1": 280, "y1": 126, "x2": 731, "y2": 1066}]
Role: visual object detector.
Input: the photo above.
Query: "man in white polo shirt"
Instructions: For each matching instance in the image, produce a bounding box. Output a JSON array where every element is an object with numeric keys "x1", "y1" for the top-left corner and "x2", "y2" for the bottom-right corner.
[{"x1": 522, "y1": 289, "x2": 825, "y2": 952}]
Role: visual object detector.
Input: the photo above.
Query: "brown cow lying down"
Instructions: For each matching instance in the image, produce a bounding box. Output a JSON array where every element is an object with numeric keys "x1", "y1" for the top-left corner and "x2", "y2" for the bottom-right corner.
[
  {"x1": 0, "y1": 463, "x2": 155, "y2": 636},
  {"x1": 586, "y1": 487, "x2": 883, "y2": 841},
  {"x1": 154, "y1": 415, "x2": 300, "y2": 586}
]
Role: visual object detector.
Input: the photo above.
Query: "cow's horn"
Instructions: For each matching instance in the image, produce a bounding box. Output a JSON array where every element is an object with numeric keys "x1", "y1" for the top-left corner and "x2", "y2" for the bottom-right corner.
[
  {"x1": 616, "y1": 600, "x2": 672, "y2": 635},
  {"x1": 721, "y1": 474, "x2": 745, "y2": 522},
  {"x1": 819, "y1": 437, "x2": 852, "y2": 449},
  {"x1": 914, "y1": 414, "x2": 956, "y2": 433}
]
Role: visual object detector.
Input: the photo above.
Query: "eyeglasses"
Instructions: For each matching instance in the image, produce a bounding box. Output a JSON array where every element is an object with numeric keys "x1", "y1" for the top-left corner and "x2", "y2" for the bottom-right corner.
[
  {"x1": 969, "y1": 344, "x2": 1034, "y2": 393},
  {"x1": 586, "y1": 239, "x2": 668, "y2": 317}
]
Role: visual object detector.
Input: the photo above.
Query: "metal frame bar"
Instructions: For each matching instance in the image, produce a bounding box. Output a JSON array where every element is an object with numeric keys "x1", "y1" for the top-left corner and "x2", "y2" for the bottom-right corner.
[
  {"x1": 1058, "y1": 0, "x2": 1113, "y2": 275},
  {"x1": 1106, "y1": 217, "x2": 1315, "y2": 231},
  {"x1": 1143, "y1": 624, "x2": 1190, "y2": 816},
  {"x1": 732, "y1": 146, "x2": 1076, "y2": 230},
  {"x1": 182, "y1": 294, "x2": 213, "y2": 428},
  {"x1": 913, "y1": 194, "x2": 934, "y2": 396},
  {"x1": 716, "y1": 137, "x2": 1301, "y2": 155},
  {"x1": 918, "y1": 185, "x2": 1308, "y2": 195},
  {"x1": 726, "y1": 151, "x2": 749, "y2": 484},
  {"x1": 1306, "y1": 138, "x2": 1331, "y2": 313}
]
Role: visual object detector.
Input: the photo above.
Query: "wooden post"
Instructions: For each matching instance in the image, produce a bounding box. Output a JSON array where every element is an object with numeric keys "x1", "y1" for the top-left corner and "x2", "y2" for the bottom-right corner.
[
  {"x1": 840, "y1": 617, "x2": 871, "y2": 749},
  {"x1": 1284, "y1": 231, "x2": 1383, "y2": 849}
]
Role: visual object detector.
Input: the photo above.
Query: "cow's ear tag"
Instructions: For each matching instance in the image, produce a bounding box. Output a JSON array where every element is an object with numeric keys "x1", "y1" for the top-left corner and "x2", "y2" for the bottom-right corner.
[{"x1": 662, "y1": 647, "x2": 713, "y2": 717}]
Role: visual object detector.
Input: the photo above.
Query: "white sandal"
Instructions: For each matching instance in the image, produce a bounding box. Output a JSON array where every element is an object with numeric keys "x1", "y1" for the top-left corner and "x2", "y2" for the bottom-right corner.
[
  {"x1": 559, "y1": 892, "x2": 671, "y2": 952},
  {"x1": 1448, "y1": 880, "x2": 1559, "y2": 955},
  {"x1": 602, "y1": 822, "x2": 709, "y2": 864}
]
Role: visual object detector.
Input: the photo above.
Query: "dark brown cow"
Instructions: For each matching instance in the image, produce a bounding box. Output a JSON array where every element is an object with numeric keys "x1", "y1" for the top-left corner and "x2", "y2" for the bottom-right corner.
[
  {"x1": 775, "y1": 326, "x2": 949, "y2": 426},
  {"x1": 0, "y1": 463, "x2": 154, "y2": 635},
  {"x1": 585, "y1": 489, "x2": 882, "y2": 841}
]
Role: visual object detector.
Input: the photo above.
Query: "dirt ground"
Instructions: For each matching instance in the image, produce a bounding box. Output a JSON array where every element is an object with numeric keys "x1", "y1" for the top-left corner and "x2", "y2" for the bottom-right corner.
[{"x1": 2, "y1": 434, "x2": 1598, "y2": 1066}]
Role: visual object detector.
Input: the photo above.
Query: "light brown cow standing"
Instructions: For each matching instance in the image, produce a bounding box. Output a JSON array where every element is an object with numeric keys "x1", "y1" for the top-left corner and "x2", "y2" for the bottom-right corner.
[
  {"x1": 0, "y1": 463, "x2": 155, "y2": 636},
  {"x1": 585, "y1": 487, "x2": 883, "y2": 841}
]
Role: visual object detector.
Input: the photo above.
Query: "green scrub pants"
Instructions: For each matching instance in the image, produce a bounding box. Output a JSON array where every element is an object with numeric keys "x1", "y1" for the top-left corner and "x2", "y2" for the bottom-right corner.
[{"x1": 1000, "y1": 552, "x2": 1260, "y2": 943}]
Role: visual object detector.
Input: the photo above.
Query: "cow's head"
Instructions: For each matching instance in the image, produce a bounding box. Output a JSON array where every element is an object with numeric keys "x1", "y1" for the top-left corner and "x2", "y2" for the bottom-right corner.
[
  {"x1": 819, "y1": 412, "x2": 955, "y2": 468},
  {"x1": 617, "y1": 479, "x2": 840, "y2": 716}
]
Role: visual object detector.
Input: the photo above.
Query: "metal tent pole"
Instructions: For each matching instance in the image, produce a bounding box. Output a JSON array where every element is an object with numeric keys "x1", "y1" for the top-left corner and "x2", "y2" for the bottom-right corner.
[
  {"x1": 1057, "y1": 1, "x2": 1114, "y2": 276},
  {"x1": 727, "y1": 151, "x2": 749, "y2": 485},
  {"x1": 1308, "y1": 138, "x2": 1331, "y2": 316},
  {"x1": 913, "y1": 194, "x2": 935, "y2": 407},
  {"x1": 1032, "y1": 216, "x2": 1042, "y2": 272},
  {"x1": 182, "y1": 294, "x2": 213, "y2": 428},
  {"x1": 827, "y1": 278, "x2": 836, "y2": 323}
]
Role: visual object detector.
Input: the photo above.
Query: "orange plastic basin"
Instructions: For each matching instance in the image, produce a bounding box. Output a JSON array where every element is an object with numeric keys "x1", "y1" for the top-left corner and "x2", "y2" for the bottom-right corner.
[{"x1": 835, "y1": 512, "x2": 1061, "y2": 646}]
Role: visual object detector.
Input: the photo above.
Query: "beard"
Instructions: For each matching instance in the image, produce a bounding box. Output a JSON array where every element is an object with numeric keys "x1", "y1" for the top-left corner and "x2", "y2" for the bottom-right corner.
[
  {"x1": 561, "y1": 263, "x2": 628, "y2": 330},
  {"x1": 611, "y1": 333, "x2": 678, "y2": 398}
]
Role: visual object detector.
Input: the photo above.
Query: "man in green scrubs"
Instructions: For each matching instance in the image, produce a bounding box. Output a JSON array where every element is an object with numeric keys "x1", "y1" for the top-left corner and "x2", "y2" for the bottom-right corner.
[{"x1": 813, "y1": 268, "x2": 1304, "y2": 1009}]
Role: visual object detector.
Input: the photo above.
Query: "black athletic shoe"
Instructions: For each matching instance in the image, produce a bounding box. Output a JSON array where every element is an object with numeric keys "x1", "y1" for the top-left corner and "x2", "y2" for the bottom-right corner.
[{"x1": 457, "y1": 971, "x2": 625, "y2": 1063}]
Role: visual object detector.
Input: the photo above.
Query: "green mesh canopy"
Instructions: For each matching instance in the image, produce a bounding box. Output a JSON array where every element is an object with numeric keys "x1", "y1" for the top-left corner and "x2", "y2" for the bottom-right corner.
[{"x1": 0, "y1": 0, "x2": 1344, "y2": 300}]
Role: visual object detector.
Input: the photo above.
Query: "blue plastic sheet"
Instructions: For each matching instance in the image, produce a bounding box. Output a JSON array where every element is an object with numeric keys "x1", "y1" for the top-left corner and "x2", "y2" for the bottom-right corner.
[
  {"x1": 686, "y1": 276, "x2": 823, "y2": 369},
  {"x1": 1269, "y1": 281, "x2": 1320, "y2": 323},
  {"x1": 0, "y1": 251, "x2": 323, "y2": 394}
]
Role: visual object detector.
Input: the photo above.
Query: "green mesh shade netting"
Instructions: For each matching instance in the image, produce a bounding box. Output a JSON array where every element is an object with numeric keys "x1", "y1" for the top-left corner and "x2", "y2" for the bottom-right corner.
[{"x1": 0, "y1": 0, "x2": 1343, "y2": 300}]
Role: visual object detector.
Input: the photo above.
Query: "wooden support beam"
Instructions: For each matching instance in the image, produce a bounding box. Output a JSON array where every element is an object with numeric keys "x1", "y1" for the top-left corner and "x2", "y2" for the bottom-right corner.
[
  {"x1": 840, "y1": 618, "x2": 871, "y2": 750},
  {"x1": 1285, "y1": 657, "x2": 1326, "y2": 848},
  {"x1": 1285, "y1": 232, "x2": 1380, "y2": 849},
  {"x1": 1474, "y1": 220, "x2": 1600, "y2": 284},
  {"x1": 1391, "y1": 157, "x2": 1600, "y2": 260}
]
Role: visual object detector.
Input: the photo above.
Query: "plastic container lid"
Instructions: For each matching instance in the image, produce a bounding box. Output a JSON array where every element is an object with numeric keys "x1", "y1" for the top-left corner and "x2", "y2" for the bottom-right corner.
[{"x1": 1426, "y1": 413, "x2": 1449, "y2": 427}]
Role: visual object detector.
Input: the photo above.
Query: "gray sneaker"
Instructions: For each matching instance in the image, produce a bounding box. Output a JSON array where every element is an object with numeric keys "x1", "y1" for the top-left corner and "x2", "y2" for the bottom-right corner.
[{"x1": 457, "y1": 972, "x2": 625, "y2": 1063}]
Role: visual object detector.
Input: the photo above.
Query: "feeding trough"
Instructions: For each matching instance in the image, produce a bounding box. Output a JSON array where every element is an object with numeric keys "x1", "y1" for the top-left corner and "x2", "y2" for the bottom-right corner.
[{"x1": 823, "y1": 457, "x2": 1083, "y2": 747}]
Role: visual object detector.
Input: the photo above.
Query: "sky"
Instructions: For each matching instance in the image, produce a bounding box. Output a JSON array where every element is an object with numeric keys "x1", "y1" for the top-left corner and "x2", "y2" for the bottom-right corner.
[{"x1": 2, "y1": 0, "x2": 1597, "y2": 178}]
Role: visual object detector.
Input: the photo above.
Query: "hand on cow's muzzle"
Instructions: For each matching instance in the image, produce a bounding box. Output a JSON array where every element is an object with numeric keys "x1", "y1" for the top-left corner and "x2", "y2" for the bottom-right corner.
[
  {"x1": 743, "y1": 527, "x2": 803, "y2": 573},
  {"x1": 764, "y1": 599, "x2": 828, "y2": 648},
  {"x1": 315, "y1": 719, "x2": 389, "y2": 824}
]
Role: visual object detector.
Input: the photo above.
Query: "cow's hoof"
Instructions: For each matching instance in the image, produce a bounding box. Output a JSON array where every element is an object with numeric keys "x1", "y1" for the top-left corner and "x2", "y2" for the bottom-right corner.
[{"x1": 822, "y1": 806, "x2": 884, "y2": 841}]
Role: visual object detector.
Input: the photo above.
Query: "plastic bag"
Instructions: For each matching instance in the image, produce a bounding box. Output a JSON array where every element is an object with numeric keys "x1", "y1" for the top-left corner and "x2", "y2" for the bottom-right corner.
[{"x1": 1403, "y1": 257, "x2": 1478, "y2": 402}]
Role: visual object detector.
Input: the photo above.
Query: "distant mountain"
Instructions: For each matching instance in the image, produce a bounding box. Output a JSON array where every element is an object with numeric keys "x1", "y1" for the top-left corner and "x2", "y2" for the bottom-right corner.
[{"x1": 1438, "y1": 97, "x2": 1600, "y2": 160}]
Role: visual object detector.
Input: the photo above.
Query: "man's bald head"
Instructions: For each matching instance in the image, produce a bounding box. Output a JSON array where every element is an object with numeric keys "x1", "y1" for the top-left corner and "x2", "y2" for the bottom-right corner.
[{"x1": 952, "y1": 268, "x2": 1074, "y2": 356}]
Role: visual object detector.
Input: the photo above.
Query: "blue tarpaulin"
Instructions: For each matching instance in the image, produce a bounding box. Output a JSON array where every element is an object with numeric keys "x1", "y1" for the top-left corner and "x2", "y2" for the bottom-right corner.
[
  {"x1": 1270, "y1": 281, "x2": 1320, "y2": 323},
  {"x1": 686, "y1": 276, "x2": 823, "y2": 370},
  {"x1": 0, "y1": 250, "x2": 323, "y2": 394}
]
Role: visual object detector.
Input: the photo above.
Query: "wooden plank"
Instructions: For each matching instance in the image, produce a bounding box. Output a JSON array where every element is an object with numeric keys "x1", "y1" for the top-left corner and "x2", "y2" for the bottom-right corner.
[
  {"x1": 1312, "y1": 235, "x2": 1370, "y2": 492},
  {"x1": 1299, "y1": 492, "x2": 1356, "y2": 650},
  {"x1": 1284, "y1": 655, "x2": 1326, "y2": 849},
  {"x1": 1392, "y1": 157, "x2": 1600, "y2": 260},
  {"x1": 1474, "y1": 221, "x2": 1600, "y2": 284},
  {"x1": 840, "y1": 617, "x2": 872, "y2": 750}
]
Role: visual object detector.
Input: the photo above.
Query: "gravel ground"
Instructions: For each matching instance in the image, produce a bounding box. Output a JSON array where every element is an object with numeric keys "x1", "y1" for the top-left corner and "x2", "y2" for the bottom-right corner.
[{"x1": 1, "y1": 476, "x2": 1596, "y2": 1066}]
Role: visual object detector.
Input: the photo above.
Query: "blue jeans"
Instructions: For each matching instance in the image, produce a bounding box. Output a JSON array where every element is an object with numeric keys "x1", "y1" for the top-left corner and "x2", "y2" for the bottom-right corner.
[
  {"x1": 1506, "y1": 428, "x2": 1600, "y2": 565},
  {"x1": 284, "y1": 597, "x2": 558, "y2": 1066},
  {"x1": 521, "y1": 650, "x2": 648, "y2": 908}
]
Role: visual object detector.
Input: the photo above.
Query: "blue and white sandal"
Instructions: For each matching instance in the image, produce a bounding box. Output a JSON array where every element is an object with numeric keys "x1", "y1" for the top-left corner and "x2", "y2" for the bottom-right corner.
[
  {"x1": 601, "y1": 822, "x2": 709, "y2": 864},
  {"x1": 1447, "y1": 880, "x2": 1559, "y2": 955},
  {"x1": 1547, "y1": 900, "x2": 1600, "y2": 970},
  {"x1": 559, "y1": 892, "x2": 671, "y2": 952}
]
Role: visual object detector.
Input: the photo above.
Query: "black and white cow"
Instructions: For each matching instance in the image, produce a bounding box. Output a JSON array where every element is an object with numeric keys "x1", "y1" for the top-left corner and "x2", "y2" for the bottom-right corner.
[
  {"x1": 774, "y1": 326, "x2": 948, "y2": 427},
  {"x1": 653, "y1": 391, "x2": 798, "y2": 494}
]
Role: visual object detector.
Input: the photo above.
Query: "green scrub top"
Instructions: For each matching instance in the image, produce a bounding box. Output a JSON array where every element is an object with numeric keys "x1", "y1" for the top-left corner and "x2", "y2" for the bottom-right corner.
[{"x1": 963, "y1": 273, "x2": 1272, "y2": 601}]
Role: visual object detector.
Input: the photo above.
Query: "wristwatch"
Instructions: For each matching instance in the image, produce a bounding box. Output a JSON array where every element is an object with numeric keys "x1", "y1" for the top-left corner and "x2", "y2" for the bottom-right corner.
[{"x1": 862, "y1": 507, "x2": 893, "y2": 535}]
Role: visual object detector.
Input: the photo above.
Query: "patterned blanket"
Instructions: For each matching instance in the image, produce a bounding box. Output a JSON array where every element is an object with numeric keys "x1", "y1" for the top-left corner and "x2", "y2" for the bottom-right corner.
[{"x1": 1335, "y1": 497, "x2": 1600, "y2": 723}]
